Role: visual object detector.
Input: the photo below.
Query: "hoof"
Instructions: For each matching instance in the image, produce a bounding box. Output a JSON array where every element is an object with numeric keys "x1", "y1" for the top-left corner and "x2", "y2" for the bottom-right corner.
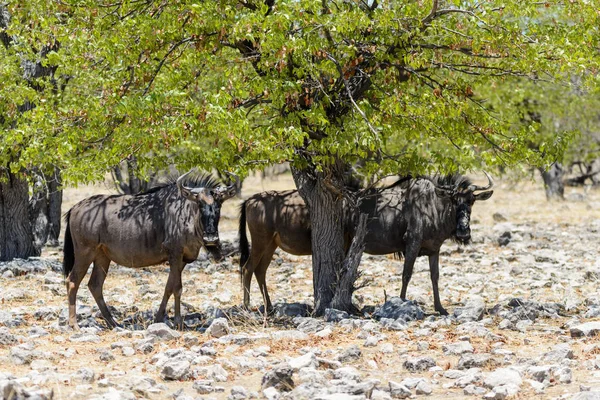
[{"x1": 436, "y1": 307, "x2": 449, "y2": 316}]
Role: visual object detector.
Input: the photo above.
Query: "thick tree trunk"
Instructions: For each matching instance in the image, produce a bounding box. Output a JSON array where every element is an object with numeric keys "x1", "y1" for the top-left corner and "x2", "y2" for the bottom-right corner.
[
  {"x1": 331, "y1": 212, "x2": 368, "y2": 313},
  {"x1": 46, "y1": 168, "x2": 62, "y2": 246},
  {"x1": 0, "y1": 170, "x2": 39, "y2": 261},
  {"x1": 292, "y1": 164, "x2": 362, "y2": 315},
  {"x1": 539, "y1": 162, "x2": 565, "y2": 200},
  {"x1": 29, "y1": 173, "x2": 49, "y2": 252}
]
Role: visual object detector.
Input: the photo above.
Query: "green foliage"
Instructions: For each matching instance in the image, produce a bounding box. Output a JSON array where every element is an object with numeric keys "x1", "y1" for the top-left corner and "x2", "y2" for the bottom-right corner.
[{"x1": 1, "y1": 1, "x2": 599, "y2": 184}]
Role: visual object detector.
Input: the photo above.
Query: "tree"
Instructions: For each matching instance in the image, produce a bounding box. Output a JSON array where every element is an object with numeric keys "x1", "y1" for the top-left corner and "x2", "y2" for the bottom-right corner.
[
  {"x1": 2, "y1": 1, "x2": 598, "y2": 312},
  {"x1": 482, "y1": 77, "x2": 600, "y2": 200},
  {"x1": 0, "y1": 3, "x2": 65, "y2": 260}
]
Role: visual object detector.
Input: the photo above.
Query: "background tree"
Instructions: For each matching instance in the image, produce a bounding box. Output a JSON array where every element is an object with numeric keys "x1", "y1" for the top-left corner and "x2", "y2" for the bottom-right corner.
[
  {"x1": 0, "y1": 3, "x2": 65, "y2": 259},
  {"x1": 2, "y1": 1, "x2": 598, "y2": 312},
  {"x1": 483, "y1": 78, "x2": 600, "y2": 200}
]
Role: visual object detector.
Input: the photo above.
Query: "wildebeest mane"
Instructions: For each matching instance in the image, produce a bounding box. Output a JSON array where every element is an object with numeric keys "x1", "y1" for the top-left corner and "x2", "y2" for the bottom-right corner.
[{"x1": 137, "y1": 172, "x2": 221, "y2": 196}]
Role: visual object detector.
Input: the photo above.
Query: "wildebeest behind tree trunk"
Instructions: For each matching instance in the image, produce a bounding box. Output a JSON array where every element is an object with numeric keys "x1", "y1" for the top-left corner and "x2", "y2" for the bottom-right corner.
[
  {"x1": 111, "y1": 156, "x2": 160, "y2": 195},
  {"x1": 539, "y1": 162, "x2": 564, "y2": 200},
  {"x1": 239, "y1": 173, "x2": 494, "y2": 315},
  {"x1": 63, "y1": 170, "x2": 238, "y2": 330}
]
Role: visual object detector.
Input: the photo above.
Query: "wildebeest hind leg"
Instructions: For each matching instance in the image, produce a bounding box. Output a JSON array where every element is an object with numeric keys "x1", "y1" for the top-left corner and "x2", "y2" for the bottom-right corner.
[
  {"x1": 254, "y1": 242, "x2": 277, "y2": 313},
  {"x1": 242, "y1": 254, "x2": 255, "y2": 309},
  {"x1": 67, "y1": 250, "x2": 94, "y2": 330},
  {"x1": 88, "y1": 254, "x2": 119, "y2": 328},
  {"x1": 429, "y1": 253, "x2": 448, "y2": 315},
  {"x1": 155, "y1": 271, "x2": 174, "y2": 324}
]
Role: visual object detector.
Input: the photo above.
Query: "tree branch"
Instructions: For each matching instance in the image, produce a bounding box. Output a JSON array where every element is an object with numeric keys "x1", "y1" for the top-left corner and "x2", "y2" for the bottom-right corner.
[
  {"x1": 143, "y1": 37, "x2": 194, "y2": 95},
  {"x1": 421, "y1": 0, "x2": 439, "y2": 26},
  {"x1": 325, "y1": 52, "x2": 378, "y2": 137}
]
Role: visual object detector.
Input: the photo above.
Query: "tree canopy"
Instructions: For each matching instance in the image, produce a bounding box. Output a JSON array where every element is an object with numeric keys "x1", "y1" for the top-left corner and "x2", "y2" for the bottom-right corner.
[{"x1": 2, "y1": 0, "x2": 598, "y2": 183}]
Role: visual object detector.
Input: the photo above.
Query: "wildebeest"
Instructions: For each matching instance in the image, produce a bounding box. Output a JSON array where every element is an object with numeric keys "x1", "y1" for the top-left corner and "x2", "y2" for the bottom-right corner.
[
  {"x1": 63, "y1": 171, "x2": 237, "y2": 330},
  {"x1": 239, "y1": 173, "x2": 493, "y2": 315}
]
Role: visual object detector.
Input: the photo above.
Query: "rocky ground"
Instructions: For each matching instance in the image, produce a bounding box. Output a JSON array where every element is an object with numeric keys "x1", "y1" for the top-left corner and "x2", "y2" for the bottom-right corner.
[{"x1": 1, "y1": 174, "x2": 600, "y2": 400}]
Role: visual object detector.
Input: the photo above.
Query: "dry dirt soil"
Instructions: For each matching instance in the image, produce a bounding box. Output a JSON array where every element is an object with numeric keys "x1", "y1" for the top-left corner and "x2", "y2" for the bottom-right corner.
[{"x1": 1, "y1": 173, "x2": 600, "y2": 400}]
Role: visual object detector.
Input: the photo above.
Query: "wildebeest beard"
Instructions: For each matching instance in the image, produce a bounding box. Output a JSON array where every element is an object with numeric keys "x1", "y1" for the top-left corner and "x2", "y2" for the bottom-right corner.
[{"x1": 205, "y1": 243, "x2": 223, "y2": 261}]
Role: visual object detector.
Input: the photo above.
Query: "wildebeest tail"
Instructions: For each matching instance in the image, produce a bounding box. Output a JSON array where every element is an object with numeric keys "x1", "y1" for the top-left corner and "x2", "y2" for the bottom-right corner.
[
  {"x1": 238, "y1": 201, "x2": 250, "y2": 273},
  {"x1": 63, "y1": 210, "x2": 75, "y2": 279}
]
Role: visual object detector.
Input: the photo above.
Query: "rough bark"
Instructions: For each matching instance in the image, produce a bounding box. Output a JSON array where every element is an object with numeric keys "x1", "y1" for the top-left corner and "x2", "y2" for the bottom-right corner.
[
  {"x1": 292, "y1": 163, "x2": 365, "y2": 315},
  {"x1": 540, "y1": 162, "x2": 565, "y2": 200},
  {"x1": 29, "y1": 173, "x2": 50, "y2": 252},
  {"x1": 331, "y1": 212, "x2": 368, "y2": 313},
  {"x1": 47, "y1": 168, "x2": 62, "y2": 246},
  {"x1": 0, "y1": 170, "x2": 39, "y2": 261}
]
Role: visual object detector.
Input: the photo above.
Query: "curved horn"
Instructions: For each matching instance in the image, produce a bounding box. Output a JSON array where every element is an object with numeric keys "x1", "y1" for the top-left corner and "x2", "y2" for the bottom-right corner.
[
  {"x1": 225, "y1": 171, "x2": 240, "y2": 190},
  {"x1": 215, "y1": 171, "x2": 239, "y2": 200},
  {"x1": 176, "y1": 170, "x2": 194, "y2": 192},
  {"x1": 468, "y1": 171, "x2": 494, "y2": 192}
]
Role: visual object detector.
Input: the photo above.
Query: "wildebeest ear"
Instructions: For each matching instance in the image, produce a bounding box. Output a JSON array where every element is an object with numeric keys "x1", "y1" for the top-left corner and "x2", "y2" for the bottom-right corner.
[
  {"x1": 213, "y1": 186, "x2": 237, "y2": 202},
  {"x1": 474, "y1": 190, "x2": 493, "y2": 201},
  {"x1": 178, "y1": 185, "x2": 194, "y2": 200},
  {"x1": 434, "y1": 187, "x2": 453, "y2": 198}
]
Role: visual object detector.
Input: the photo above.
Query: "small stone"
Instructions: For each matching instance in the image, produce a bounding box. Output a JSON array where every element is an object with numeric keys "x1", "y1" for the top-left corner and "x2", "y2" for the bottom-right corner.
[
  {"x1": 483, "y1": 368, "x2": 522, "y2": 388},
  {"x1": 263, "y1": 387, "x2": 281, "y2": 400},
  {"x1": 337, "y1": 346, "x2": 362, "y2": 363},
  {"x1": 389, "y1": 381, "x2": 412, "y2": 399},
  {"x1": 570, "y1": 322, "x2": 600, "y2": 338},
  {"x1": 443, "y1": 341, "x2": 474, "y2": 355},
  {"x1": 271, "y1": 330, "x2": 309, "y2": 341},
  {"x1": 122, "y1": 347, "x2": 135, "y2": 357},
  {"x1": 262, "y1": 363, "x2": 294, "y2": 391},
  {"x1": 72, "y1": 368, "x2": 95, "y2": 384},
  {"x1": 98, "y1": 349, "x2": 115, "y2": 362},
  {"x1": 288, "y1": 352, "x2": 317, "y2": 371},
  {"x1": 0, "y1": 327, "x2": 17, "y2": 345},
  {"x1": 374, "y1": 297, "x2": 424, "y2": 321},
  {"x1": 493, "y1": 213, "x2": 508, "y2": 222},
  {"x1": 295, "y1": 317, "x2": 325, "y2": 334},
  {"x1": 464, "y1": 385, "x2": 487, "y2": 396},
  {"x1": 183, "y1": 333, "x2": 199, "y2": 347},
  {"x1": 416, "y1": 380, "x2": 433, "y2": 395},
  {"x1": 229, "y1": 385, "x2": 249, "y2": 400},
  {"x1": 69, "y1": 333, "x2": 101, "y2": 343},
  {"x1": 146, "y1": 323, "x2": 180, "y2": 341},
  {"x1": 457, "y1": 354, "x2": 495, "y2": 370},
  {"x1": 193, "y1": 380, "x2": 216, "y2": 394},
  {"x1": 571, "y1": 391, "x2": 600, "y2": 400},
  {"x1": 399, "y1": 377, "x2": 424, "y2": 389},
  {"x1": 160, "y1": 360, "x2": 190, "y2": 380},
  {"x1": 403, "y1": 357, "x2": 436, "y2": 372},
  {"x1": 324, "y1": 308, "x2": 349, "y2": 322},
  {"x1": 542, "y1": 343, "x2": 573, "y2": 362},
  {"x1": 207, "y1": 318, "x2": 230, "y2": 338},
  {"x1": 454, "y1": 297, "x2": 486, "y2": 322}
]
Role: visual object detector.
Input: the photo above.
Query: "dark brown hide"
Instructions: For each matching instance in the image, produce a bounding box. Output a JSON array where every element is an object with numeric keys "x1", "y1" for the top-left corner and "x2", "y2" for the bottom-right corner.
[
  {"x1": 239, "y1": 173, "x2": 493, "y2": 315},
  {"x1": 63, "y1": 171, "x2": 237, "y2": 329}
]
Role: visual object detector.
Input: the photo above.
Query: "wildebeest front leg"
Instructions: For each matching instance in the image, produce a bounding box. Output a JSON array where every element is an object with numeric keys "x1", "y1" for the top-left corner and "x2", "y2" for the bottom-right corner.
[
  {"x1": 88, "y1": 254, "x2": 119, "y2": 328},
  {"x1": 400, "y1": 242, "x2": 419, "y2": 301},
  {"x1": 429, "y1": 252, "x2": 448, "y2": 316},
  {"x1": 156, "y1": 254, "x2": 185, "y2": 329}
]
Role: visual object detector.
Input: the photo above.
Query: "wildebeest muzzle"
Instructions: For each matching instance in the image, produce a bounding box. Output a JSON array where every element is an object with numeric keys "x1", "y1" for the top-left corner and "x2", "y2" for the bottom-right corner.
[{"x1": 456, "y1": 204, "x2": 471, "y2": 244}]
